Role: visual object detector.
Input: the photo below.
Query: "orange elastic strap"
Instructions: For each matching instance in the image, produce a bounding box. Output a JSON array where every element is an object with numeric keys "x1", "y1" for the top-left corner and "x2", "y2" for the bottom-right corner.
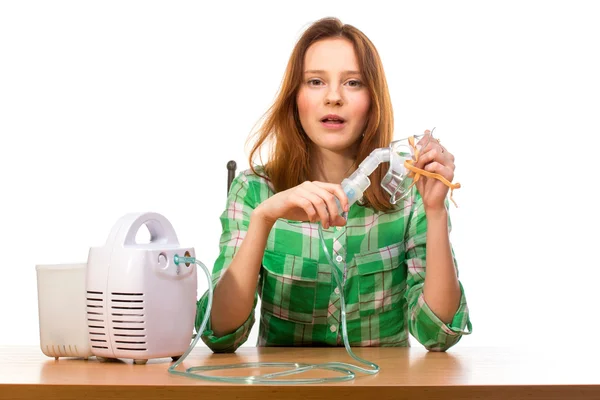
[{"x1": 405, "y1": 136, "x2": 461, "y2": 207}]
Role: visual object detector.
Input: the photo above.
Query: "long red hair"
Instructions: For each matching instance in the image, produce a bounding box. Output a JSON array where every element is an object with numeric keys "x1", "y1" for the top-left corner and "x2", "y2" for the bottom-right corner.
[{"x1": 248, "y1": 17, "x2": 395, "y2": 211}]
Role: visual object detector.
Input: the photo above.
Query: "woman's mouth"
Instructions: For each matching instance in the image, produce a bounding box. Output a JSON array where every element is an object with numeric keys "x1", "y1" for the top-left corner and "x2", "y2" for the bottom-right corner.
[{"x1": 320, "y1": 115, "x2": 346, "y2": 130}]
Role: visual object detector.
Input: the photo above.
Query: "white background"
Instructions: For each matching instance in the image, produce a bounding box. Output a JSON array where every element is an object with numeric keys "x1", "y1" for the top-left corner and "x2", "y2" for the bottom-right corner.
[{"x1": 1, "y1": 0, "x2": 599, "y2": 349}]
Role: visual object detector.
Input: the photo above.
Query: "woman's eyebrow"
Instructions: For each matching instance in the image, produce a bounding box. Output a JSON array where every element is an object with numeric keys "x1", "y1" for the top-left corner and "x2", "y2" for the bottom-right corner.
[{"x1": 303, "y1": 69, "x2": 361, "y2": 75}]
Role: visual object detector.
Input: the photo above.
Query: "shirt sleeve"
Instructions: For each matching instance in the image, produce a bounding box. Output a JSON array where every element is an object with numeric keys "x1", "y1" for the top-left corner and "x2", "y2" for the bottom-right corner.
[
  {"x1": 194, "y1": 171, "x2": 260, "y2": 353},
  {"x1": 404, "y1": 193, "x2": 472, "y2": 352}
]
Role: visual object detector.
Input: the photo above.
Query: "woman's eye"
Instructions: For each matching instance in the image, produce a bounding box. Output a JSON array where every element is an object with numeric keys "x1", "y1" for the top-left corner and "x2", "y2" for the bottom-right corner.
[
  {"x1": 347, "y1": 80, "x2": 362, "y2": 87},
  {"x1": 308, "y1": 79, "x2": 323, "y2": 86}
]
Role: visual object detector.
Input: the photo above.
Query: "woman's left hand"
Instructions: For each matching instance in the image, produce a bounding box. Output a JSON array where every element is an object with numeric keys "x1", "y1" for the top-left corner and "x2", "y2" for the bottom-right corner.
[{"x1": 413, "y1": 130, "x2": 455, "y2": 214}]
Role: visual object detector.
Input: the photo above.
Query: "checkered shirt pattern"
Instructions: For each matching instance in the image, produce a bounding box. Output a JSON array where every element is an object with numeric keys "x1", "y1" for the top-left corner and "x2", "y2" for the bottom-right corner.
[{"x1": 195, "y1": 168, "x2": 471, "y2": 352}]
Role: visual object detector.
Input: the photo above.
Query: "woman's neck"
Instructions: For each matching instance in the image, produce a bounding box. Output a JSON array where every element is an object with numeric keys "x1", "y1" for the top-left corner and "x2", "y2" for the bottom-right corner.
[{"x1": 310, "y1": 146, "x2": 357, "y2": 184}]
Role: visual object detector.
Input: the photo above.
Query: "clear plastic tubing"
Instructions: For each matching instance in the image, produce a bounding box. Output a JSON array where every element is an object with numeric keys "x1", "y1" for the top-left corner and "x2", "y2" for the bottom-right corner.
[
  {"x1": 167, "y1": 148, "x2": 401, "y2": 383},
  {"x1": 168, "y1": 254, "x2": 379, "y2": 384}
]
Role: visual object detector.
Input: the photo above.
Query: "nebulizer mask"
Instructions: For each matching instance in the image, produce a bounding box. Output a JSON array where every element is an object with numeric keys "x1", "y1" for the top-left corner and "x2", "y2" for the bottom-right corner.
[
  {"x1": 337, "y1": 131, "x2": 433, "y2": 211},
  {"x1": 333, "y1": 128, "x2": 460, "y2": 215},
  {"x1": 169, "y1": 128, "x2": 460, "y2": 384}
]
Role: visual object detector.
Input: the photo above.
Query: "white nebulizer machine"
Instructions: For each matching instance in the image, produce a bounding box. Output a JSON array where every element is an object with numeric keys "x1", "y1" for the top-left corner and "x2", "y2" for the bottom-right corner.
[
  {"x1": 36, "y1": 130, "x2": 456, "y2": 383},
  {"x1": 37, "y1": 212, "x2": 197, "y2": 365},
  {"x1": 86, "y1": 212, "x2": 197, "y2": 364}
]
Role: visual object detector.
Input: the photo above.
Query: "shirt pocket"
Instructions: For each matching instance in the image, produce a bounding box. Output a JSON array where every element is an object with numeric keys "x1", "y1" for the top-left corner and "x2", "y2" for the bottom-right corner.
[
  {"x1": 354, "y1": 242, "x2": 406, "y2": 318},
  {"x1": 260, "y1": 249, "x2": 319, "y2": 324}
]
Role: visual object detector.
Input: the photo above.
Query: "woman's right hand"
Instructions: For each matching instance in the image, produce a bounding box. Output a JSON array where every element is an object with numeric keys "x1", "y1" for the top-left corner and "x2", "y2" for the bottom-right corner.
[{"x1": 253, "y1": 181, "x2": 349, "y2": 229}]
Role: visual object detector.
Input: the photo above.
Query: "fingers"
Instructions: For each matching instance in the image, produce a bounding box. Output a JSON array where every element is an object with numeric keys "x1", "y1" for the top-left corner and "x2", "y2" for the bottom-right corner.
[
  {"x1": 294, "y1": 196, "x2": 318, "y2": 223},
  {"x1": 312, "y1": 182, "x2": 349, "y2": 213},
  {"x1": 416, "y1": 131, "x2": 455, "y2": 160},
  {"x1": 416, "y1": 130, "x2": 432, "y2": 151},
  {"x1": 416, "y1": 175, "x2": 424, "y2": 197},
  {"x1": 330, "y1": 214, "x2": 348, "y2": 226},
  {"x1": 415, "y1": 147, "x2": 441, "y2": 170},
  {"x1": 424, "y1": 161, "x2": 454, "y2": 182},
  {"x1": 413, "y1": 161, "x2": 453, "y2": 198},
  {"x1": 297, "y1": 188, "x2": 332, "y2": 228},
  {"x1": 298, "y1": 181, "x2": 348, "y2": 228}
]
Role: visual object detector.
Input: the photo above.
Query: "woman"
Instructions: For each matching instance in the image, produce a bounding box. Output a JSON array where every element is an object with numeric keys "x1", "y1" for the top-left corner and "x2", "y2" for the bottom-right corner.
[{"x1": 195, "y1": 17, "x2": 471, "y2": 352}]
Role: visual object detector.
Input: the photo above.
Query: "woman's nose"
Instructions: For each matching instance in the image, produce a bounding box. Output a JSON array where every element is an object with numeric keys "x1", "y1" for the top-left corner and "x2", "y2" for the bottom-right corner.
[{"x1": 324, "y1": 86, "x2": 344, "y2": 106}]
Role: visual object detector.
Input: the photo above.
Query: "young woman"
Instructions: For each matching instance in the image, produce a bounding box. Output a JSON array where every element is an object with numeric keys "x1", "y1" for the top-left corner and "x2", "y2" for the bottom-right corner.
[{"x1": 195, "y1": 17, "x2": 471, "y2": 352}]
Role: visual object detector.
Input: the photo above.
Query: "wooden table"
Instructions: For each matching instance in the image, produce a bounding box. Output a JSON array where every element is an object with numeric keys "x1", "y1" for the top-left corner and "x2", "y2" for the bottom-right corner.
[{"x1": 1, "y1": 345, "x2": 599, "y2": 399}]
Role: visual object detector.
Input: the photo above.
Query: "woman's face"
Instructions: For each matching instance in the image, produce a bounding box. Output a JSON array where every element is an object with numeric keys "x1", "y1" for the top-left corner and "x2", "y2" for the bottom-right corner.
[{"x1": 296, "y1": 38, "x2": 371, "y2": 155}]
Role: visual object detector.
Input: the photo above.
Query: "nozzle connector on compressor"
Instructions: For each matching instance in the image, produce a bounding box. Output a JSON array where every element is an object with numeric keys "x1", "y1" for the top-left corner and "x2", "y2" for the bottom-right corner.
[{"x1": 174, "y1": 254, "x2": 195, "y2": 266}]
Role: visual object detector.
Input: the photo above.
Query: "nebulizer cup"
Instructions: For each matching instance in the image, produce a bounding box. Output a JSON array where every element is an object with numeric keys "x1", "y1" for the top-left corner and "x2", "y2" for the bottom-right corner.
[{"x1": 381, "y1": 130, "x2": 434, "y2": 204}]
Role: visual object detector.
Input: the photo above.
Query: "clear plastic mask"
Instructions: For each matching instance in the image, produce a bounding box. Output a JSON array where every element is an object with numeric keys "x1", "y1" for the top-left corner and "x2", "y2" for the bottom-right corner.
[{"x1": 381, "y1": 129, "x2": 435, "y2": 204}]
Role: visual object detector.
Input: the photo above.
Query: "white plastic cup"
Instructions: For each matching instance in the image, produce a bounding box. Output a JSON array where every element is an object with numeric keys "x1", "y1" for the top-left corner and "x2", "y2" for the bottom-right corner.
[{"x1": 35, "y1": 263, "x2": 93, "y2": 359}]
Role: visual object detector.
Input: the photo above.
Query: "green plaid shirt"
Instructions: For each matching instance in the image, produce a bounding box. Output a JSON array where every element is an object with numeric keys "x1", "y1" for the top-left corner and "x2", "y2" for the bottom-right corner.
[{"x1": 195, "y1": 168, "x2": 471, "y2": 352}]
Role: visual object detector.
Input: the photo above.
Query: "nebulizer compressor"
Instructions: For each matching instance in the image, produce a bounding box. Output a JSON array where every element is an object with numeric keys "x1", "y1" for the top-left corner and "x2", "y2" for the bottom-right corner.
[
  {"x1": 36, "y1": 212, "x2": 198, "y2": 365},
  {"x1": 36, "y1": 130, "x2": 456, "y2": 383}
]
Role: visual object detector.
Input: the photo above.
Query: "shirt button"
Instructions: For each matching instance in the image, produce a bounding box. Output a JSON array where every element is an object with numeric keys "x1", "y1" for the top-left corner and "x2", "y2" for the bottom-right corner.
[
  {"x1": 336, "y1": 255, "x2": 343, "y2": 263},
  {"x1": 330, "y1": 325, "x2": 337, "y2": 333},
  {"x1": 334, "y1": 287, "x2": 340, "y2": 295}
]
